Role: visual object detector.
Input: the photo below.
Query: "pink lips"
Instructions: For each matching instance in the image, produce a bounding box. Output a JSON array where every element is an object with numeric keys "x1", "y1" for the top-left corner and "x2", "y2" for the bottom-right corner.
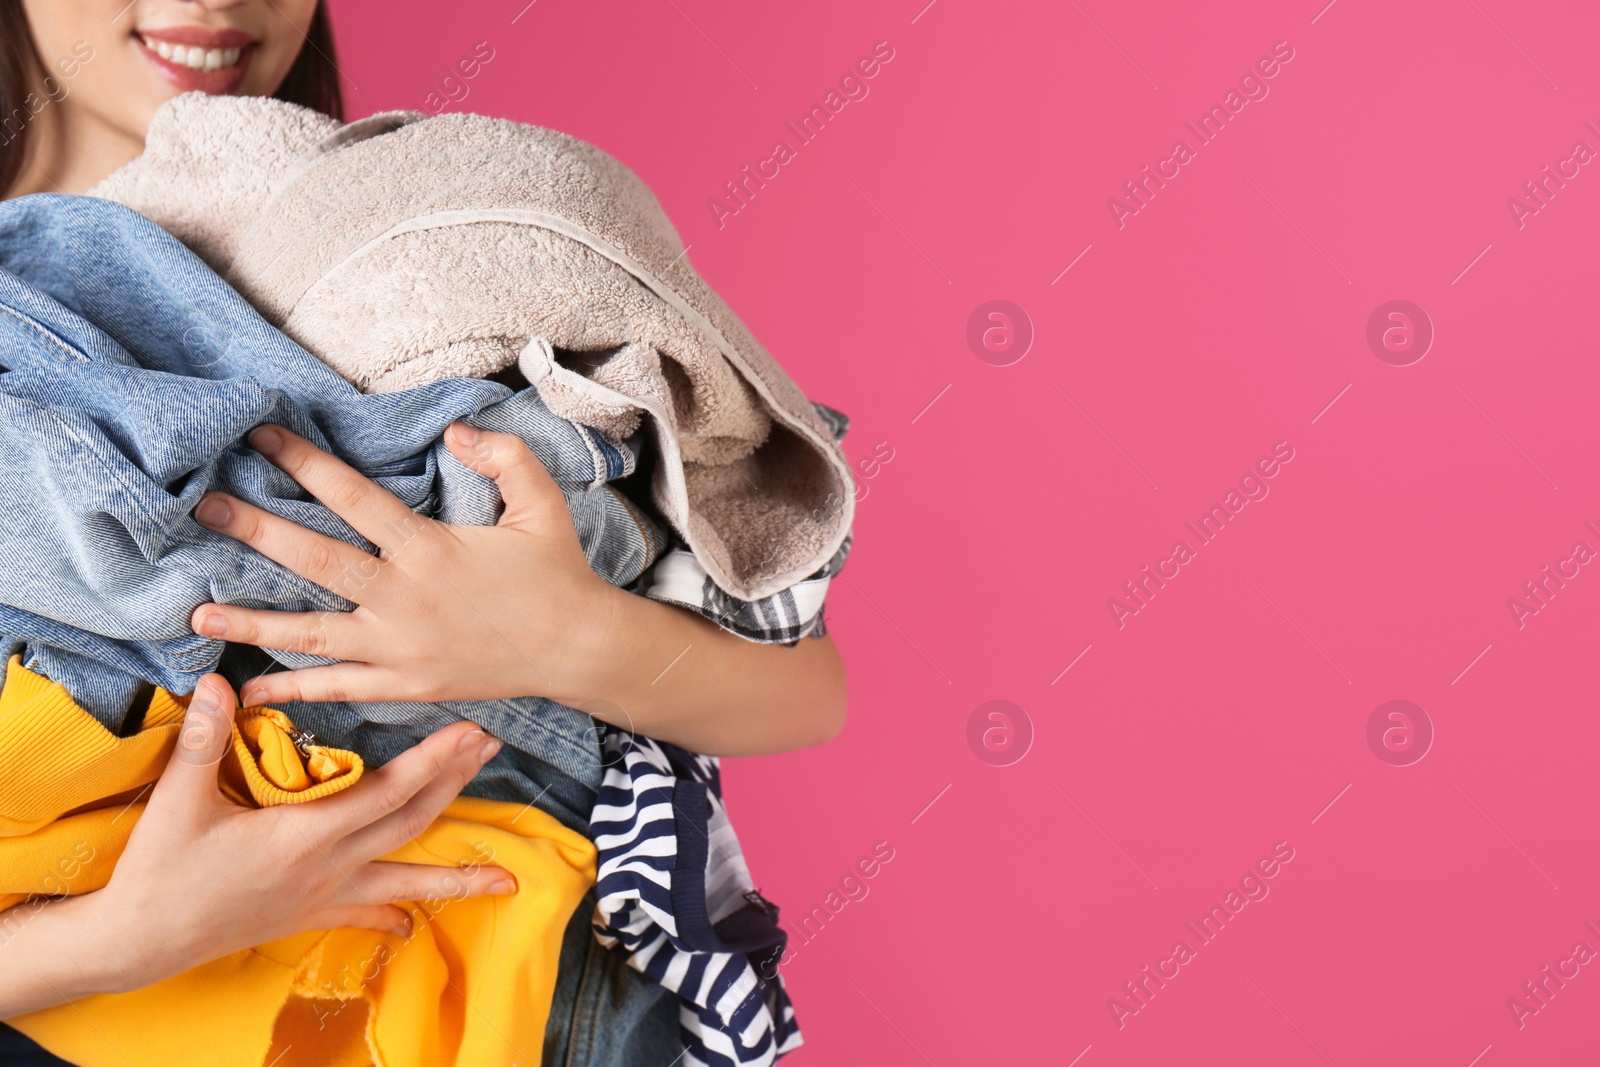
[{"x1": 135, "y1": 26, "x2": 256, "y2": 95}]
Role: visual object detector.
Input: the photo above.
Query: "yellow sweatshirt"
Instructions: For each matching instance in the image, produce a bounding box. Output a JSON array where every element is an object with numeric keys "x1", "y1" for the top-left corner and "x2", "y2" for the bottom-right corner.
[{"x1": 0, "y1": 657, "x2": 596, "y2": 1067}]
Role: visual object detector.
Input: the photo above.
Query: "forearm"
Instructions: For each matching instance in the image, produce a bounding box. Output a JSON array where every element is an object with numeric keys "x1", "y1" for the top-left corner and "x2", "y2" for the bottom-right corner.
[
  {"x1": 0, "y1": 894, "x2": 124, "y2": 1019},
  {"x1": 572, "y1": 590, "x2": 848, "y2": 757}
]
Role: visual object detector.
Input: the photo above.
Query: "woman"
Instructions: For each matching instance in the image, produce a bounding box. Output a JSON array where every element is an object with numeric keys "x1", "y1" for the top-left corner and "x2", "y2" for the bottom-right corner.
[{"x1": 0, "y1": 0, "x2": 847, "y2": 1060}]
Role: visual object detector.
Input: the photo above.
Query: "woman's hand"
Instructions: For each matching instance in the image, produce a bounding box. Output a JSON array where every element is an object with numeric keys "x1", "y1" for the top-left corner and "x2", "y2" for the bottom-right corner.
[
  {"x1": 191, "y1": 424, "x2": 848, "y2": 757},
  {"x1": 0, "y1": 673, "x2": 513, "y2": 1017},
  {"x1": 191, "y1": 423, "x2": 627, "y2": 710}
]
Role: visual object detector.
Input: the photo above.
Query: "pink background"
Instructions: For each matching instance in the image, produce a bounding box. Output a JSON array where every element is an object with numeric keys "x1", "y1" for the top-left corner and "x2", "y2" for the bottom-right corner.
[{"x1": 334, "y1": 1, "x2": 1600, "y2": 1063}]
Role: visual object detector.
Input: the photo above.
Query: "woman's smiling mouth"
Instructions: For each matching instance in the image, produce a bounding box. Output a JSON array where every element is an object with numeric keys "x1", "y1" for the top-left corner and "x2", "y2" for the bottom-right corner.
[
  {"x1": 135, "y1": 27, "x2": 256, "y2": 94},
  {"x1": 140, "y1": 35, "x2": 243, "y2": 72}
]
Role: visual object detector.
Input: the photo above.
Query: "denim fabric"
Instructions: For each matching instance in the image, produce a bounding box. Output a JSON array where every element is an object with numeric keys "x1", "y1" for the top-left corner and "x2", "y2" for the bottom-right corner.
[
  {"x1": 0, "y1": 193, "x2": 668, "y2": 784},
  {"x1": 546, "y1": 890, "x2": 686, "y2": 1067}
]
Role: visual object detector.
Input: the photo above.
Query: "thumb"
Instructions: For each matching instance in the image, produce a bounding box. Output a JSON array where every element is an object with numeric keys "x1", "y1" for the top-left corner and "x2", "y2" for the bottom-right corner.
[
  {"x1": 150, "y1": 672, "x2": 238, "y2": 819},
  {"x1": 445, "y1": 422, "x2": 569, "y2": 530}
]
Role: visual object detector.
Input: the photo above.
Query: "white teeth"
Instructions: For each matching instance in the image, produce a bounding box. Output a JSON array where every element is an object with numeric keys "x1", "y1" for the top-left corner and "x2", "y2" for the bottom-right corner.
[{"x1": 140, "y1": 35, "x2": 243, "y2": 72}]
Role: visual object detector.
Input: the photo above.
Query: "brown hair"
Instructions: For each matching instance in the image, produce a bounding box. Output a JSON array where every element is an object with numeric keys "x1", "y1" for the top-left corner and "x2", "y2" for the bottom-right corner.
[{"x1": 0, "y1": 0, "x2": 345, "y2": 195}]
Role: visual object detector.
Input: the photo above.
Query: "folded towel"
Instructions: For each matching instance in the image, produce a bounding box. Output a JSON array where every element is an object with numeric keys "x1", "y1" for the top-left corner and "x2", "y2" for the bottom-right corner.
[{"x1": 92, "y1": 94, "x2": 853, "y2": 602}]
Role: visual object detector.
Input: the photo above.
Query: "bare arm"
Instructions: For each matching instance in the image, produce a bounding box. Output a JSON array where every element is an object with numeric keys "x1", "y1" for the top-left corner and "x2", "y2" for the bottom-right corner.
[
  {"x1": 191, "y1": 424, "x2": 847, "y2": 757},
  {"x1": 0, "y1": 894, "x2": 120, "y2": 1017},
  {"x1": 591, "y1": 596, "x2": 847, "y2": 755}
]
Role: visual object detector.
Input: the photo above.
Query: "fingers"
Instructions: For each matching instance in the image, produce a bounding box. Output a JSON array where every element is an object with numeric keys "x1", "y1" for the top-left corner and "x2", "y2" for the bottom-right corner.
[
  {"x1": 306, "y1": 903, "x2": 414, "y2": 939},
  {"x1": 444, "y1": 423, "x2": 570, "y2": 531},
  {"x1": 248, "y1": 426, "x2": 430, "y2": 553},
  {"x1": 330, "y1": 860, "x2": 517, "y2": 909},
  {"x1": 307, "y1": 858, "x2": 519, "y2": 935},
  {"x1": 192, "y1": 604, "x2": 373, "y2": 663},
  {"x1": 148, "y1": 673, "x2": 239, "y2": 823},
  {"x1": 314, "y1": 720, "x2": 498, "y2": 846},
  {"x1": 193, "y1": 491, "x2": 382, "y2": 601},
  {"x1": 238, "y1": 663, "x2": 417, "y2": 708},
  {"x1": 340, "y1": 729, "x2": 503, "y2": 861}
]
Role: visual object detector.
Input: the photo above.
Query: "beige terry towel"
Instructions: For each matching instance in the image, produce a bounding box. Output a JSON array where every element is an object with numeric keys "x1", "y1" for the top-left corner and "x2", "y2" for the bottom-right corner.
[{"x1": 92, "y1": 94, "x2": 852, "y2": 602}]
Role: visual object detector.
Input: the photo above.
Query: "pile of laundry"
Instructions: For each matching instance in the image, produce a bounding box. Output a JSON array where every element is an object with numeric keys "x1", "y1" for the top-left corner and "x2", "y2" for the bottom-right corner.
[{"x1": 0, "y1": 94, "x2": 852, "y2": 1067}]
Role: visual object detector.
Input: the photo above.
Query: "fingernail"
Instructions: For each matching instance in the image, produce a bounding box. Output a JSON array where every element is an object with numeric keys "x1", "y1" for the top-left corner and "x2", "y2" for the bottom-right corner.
[
  {"x1": 456, "y1": 728, "x2": 485, "y2": 754},
  {"x1": 393, "y1": 917, "x2": 413, "y2": 938},
  {"x1": 250, "y1": 425, "x2": 285, "y2": 455},
  {"x1": 195, "y1": 496, "x2": 231, "y2": 528},
  {"x1": 239, "y1": 684, "x2": 265, "y2": 707},
  {"x1": 486, "y1": 877, "x2": 517, "y2": 895},
  {"x1": 194, "y1": 610, "x2": 228, "y2": 638},
  {"x1": 479, "y1": 736, "x2": 503, "y2": 765},
  {"x1": 449, "y1": 422, "x2": 481, "y2": 446}
]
